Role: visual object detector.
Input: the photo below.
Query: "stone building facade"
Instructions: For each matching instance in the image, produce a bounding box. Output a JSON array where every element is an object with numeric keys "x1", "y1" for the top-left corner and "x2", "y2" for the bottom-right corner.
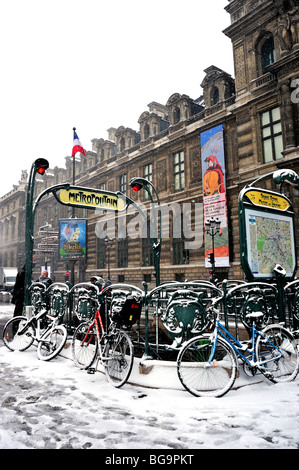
[{"x1": 0, "y1": 0, "x2": 298, "y2": 288}]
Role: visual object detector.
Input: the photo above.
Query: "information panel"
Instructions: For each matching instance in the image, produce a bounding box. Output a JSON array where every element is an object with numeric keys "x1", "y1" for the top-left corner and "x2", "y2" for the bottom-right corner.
[{"x1": 244, "y1": 207, "x2": 296, "y2": 278}]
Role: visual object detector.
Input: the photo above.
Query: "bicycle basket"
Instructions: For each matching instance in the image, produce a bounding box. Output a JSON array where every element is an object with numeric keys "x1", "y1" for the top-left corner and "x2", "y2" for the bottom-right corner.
[{"x1": 110, "y1": 293, "x2": 142, "y2": 327}]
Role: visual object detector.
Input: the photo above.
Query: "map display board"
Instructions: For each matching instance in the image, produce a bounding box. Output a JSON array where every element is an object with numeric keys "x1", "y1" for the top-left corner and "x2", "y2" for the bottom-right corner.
[
  {"x1": 239, "y1": 187, "x2": 296, "y2": 280},
  {"x1": 244, "y1": 208, "x2": 295, "y2": 278}
]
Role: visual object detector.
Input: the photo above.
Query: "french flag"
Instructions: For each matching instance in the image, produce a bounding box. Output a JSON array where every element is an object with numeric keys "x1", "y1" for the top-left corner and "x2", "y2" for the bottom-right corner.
[{"x1": 72, "y1": 130, "x2": 85, "y2": 156}]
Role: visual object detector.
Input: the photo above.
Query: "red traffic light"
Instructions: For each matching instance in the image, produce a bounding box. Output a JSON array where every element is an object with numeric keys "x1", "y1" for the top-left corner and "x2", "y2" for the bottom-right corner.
[
  {"x1": 132, "y1": 183, "x2": 143, "y2": 192},
  {"x1": 35, "y1": 158, "x2": 49, "y2": 175}
]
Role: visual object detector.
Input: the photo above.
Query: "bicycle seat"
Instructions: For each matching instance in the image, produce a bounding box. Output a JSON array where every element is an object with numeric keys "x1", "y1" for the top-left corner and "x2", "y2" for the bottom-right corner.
[{"x1": 245, "y1": 311, "x2": 264, "y2": 319}]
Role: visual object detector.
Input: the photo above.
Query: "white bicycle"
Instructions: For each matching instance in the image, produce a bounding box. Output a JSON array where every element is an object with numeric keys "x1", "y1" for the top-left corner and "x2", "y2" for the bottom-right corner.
[{"x1": 3, "y1": 308, "x2": 67, "y2": 361}]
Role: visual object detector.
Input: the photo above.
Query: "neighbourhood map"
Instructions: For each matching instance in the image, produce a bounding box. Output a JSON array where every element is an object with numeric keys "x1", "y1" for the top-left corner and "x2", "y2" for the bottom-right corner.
[{"x1": 246, "y1": 208, "x2": 295, "y2": 278}]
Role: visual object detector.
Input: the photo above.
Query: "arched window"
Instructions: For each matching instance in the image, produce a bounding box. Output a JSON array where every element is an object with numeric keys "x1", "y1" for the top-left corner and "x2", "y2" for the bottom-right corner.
[
  {"x1": 256, "y1": 34, "x2": 276, "y2": 76},
  {"x1": 211, "y1": 86, "x2": 219, "y2": 105},
  {"x1": 261, "y1": 36, "x2": 275, "y2": 73},
  {"x1": 173, "y1": 106, "x2": 181, "y2": 124},
  {"x1": 144, "y1": 123, "x2": 150, "y2": 139},
  {"x1": 120, "y1": 137, "x2": 125, "y2": 152}
]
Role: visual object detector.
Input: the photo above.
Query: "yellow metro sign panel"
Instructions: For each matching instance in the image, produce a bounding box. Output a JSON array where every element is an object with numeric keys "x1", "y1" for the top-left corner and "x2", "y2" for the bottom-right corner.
[
  {"x1": 59, "y1": 187, "x2": 126, "y2": 211},
  {"x1": 245, "y1": 189, "x2": 290, "y2": 211}
]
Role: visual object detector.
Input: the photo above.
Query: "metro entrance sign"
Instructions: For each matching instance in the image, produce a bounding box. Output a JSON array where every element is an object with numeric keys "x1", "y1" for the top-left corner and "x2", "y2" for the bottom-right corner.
[
  {"x1": 58, "y1": 186, "x2": 126, "y2": 211},
  {"x1": 24, "y1": 167, "x2": 161, "y2": 305},
  {"x1": 239, "y1": 170, "x2": 298, "y2": 281}
]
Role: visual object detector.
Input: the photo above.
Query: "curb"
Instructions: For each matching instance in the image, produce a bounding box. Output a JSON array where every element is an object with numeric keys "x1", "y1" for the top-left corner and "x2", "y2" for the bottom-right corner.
[{"x1": 61, "y1": 339, "x2": 264, "y2": 391}]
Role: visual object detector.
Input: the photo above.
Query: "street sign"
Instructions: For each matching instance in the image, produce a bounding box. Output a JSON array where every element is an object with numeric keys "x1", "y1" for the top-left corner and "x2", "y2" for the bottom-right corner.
[
  {"x1": 34, "y1": 249, "x2": 54, "y2": 254},
  {"x1": 41, "y1": 236, "x2": 58, "y2": 244},
  {"x1": 38, "y1": 244, "x2": 58, "y2": 250},
  {"x1": 39, "y1": 224, "x2": 52, "y2": 232}
]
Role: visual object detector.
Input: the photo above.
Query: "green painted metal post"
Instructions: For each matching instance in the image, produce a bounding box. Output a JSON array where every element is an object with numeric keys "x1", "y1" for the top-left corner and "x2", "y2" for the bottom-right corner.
[
  {"x1": 24, "y1": 159, "x2": 49, "y2": 308},
  {"x1": 129, "y1": 177, "x2": 161, "y2": 287}
]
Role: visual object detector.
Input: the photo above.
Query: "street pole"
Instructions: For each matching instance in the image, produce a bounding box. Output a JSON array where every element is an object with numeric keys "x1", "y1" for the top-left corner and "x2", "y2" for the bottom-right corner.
[
  {"x1": 24, "y1": 159, "x2": 49, "y2": 307},
  {"x1": 129, "y1": 177, "x2": 161, "y2": 287},
  {"x1": 205, "y1": 217, "x2": 221, "y2": 284},
  {"x1": 128, "y1": 177, "x2": 162, "y2": 360},
  {"x1": 71, "y1": 127, "x2": 77, "y2": 286}
]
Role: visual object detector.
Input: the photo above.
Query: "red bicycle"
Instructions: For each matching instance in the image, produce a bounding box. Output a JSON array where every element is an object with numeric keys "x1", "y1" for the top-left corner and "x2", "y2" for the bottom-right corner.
[{"x1": 71, "y1": 284, "x2": 135, "y2": 388}]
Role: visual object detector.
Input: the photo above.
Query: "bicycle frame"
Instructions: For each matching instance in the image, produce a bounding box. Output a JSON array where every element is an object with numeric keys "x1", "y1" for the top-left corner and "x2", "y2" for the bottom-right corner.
[
  {"x1": 212, "y1": 318, "x2": 284, "y2": 369},
  {"x1": 19, "y1": 309, "x2": 63, "y2": 345},
  {"x1": 81, "y1": 309, "x2": 105, "y2": 348}
]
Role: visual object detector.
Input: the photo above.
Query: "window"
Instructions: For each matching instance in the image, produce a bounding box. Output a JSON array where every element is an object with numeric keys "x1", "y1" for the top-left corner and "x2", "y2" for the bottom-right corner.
[
  {"x1": 173, "y1": 107, "x2": 181, "y2": 123},
  {"x1": 142, "y1": 236, "x2": 153, "y2": 266},
  {"x1": 173, "y1": 151, "x2": 185, "y2": 191},
  {"x1": 144, "y1": 123, "x2": 150, "y2": 139},
  {"x1": 261, "y1": 36, "x2": 275, "y2": 74},
  {"x1": 118, "y1": 239, "x2": 128, "y2": 268},
  {"x1": 260, "y1": 107, "x2": 283, "y2": 163},
  {"x1": 172, "y1": 212, "x2": 189, "y2": 265},
  {"x1": 97, "y1": 238, "x2": 106, "y2": 269},
  {"x1": 119, "y1": 174, "x2": 126, "y2": 192},
  {"x1": 173, "y1": 238, "x2": 189, "y2": 265},
  {"x1": 143, "y1": 163, "x2": 152, "y2": 200},
  {"x1": 211, "y1": 87, "x2": 219, "y2": 105}
]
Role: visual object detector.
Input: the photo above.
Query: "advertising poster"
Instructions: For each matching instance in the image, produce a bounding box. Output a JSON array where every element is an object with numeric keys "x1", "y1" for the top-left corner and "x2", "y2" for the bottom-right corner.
[
  {"x1": 59, "y1": 219, "x2": 87, "y2": 259},
  {"x1": 200, "y1": 124, "x2": 229, "y2": 267}
]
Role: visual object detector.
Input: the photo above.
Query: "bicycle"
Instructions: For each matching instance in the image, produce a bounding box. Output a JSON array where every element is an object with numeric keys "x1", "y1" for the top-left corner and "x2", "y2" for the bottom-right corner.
[
  {"x1": 71, "y1": 283, "x2": 140, "y2": 388},
  {"x1": 3, "y1": 307, "x2": 68, "y2": 361},
  {"x1": 177, "y1": 301, "x2": 299, "y2": 397}
]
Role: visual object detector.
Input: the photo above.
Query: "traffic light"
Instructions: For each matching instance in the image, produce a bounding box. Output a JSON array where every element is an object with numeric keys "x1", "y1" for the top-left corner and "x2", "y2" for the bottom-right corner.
[
  {"x1": 131, "y1": 182, "x2": 143, "y2": 192},
  {"x1": 208, "y1": 252, "x2": 215, "y2": 265},
  {"x1": 35, "y1": 158, "x2": 49, "y2": 175}
]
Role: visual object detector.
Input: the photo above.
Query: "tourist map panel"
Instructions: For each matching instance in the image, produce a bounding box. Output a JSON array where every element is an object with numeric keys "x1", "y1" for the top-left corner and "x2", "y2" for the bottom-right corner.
[{"x1": 245, "y1": 208, "x2": 295, "y2": 278}]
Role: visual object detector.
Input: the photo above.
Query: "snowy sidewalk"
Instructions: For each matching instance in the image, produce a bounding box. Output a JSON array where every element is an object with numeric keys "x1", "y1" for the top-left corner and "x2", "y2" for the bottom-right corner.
[{"x1": 0, "y1": 339, "x2": 298, "y2": 450}]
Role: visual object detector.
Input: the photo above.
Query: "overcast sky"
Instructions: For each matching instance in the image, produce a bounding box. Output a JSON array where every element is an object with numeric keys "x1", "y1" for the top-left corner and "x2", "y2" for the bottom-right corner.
[{"x1": 0, "y1": 0, "x2": 234, "y2": 198}]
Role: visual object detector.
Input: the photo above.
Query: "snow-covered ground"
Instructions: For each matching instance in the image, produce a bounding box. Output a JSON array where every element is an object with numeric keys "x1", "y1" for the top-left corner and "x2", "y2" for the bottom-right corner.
[{"x1": 0, "y1": 304, "x2": 298, "y2": 450}]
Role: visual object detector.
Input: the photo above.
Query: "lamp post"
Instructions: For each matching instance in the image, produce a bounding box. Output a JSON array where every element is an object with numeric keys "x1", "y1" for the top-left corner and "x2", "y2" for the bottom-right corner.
[
  {"x1": 24, "y1": 158, "x2": 49, "y2": 306},
  {"x1": 104, "y1": 236, "x2": 113, "y2": 281},
  {"x1": 128, "y1": 177, "x2": 162, "y2": 361},
  {"x1": 204, "y1": 217, "x2": 221, "y2": 284},
  {"x1": 129, "y1": 177, "x2": 161, "y2": 287}
]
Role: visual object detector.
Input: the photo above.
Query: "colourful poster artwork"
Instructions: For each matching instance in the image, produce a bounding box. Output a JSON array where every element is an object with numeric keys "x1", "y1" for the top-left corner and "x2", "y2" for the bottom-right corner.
[
  {"x1": 201, "y1": 125, "x2": 229, "y2": 267},
  {"x1": 59, "y1": 219, "x2": 87, "y2": 259}
]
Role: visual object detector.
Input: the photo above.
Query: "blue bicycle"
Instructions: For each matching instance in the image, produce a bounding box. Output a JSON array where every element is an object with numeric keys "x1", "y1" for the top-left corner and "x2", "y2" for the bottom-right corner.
[{"x1": 177, "y1": 302, "x2": 299, "y2": 397}]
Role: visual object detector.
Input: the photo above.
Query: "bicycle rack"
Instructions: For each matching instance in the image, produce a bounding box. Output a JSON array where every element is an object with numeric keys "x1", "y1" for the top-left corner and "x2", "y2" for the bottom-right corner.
[
  {"x1": 284, "y1": 279, "x2": 299, "y2": 333},
  {"x1": 100, "y1": 283, "x2": 144, "y2": 352},
  {"x1": 70, "y1": 282, "x2": 100, "y2": 324},
  {"x1": 144, "y1": 281, "x2": 223, "y2": 358},
  {"x1": 46, "y1": 282, "x2": 70, "y2": 325},
  {"x1": 223, "y1": 282, "x2": 279, "y2": 340},
  {"x1": 29, "y1": 282, "x2": 48, "y2": 314}
]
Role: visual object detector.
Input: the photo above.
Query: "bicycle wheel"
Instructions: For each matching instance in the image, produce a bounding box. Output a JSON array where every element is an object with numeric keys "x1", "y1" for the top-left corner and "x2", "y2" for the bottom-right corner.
[
  {"x1": 72, "y1": 321, "x2": 98, "y2": 369},
  {"x1": 103, "y1": 329, "x2": 134, "y2": 388},
  {"x1": 2, "y1": 316, "x2": 36, "y2": 352},
  {"x1": 37, "y1": 325, "x2": 67, "y2": 361},
  {"x1": 177, "y1": 335, "x2": 238, "y2": 397},
  {"x1": 256, "y1": 324, "x2": 299, "y2": 383}
]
